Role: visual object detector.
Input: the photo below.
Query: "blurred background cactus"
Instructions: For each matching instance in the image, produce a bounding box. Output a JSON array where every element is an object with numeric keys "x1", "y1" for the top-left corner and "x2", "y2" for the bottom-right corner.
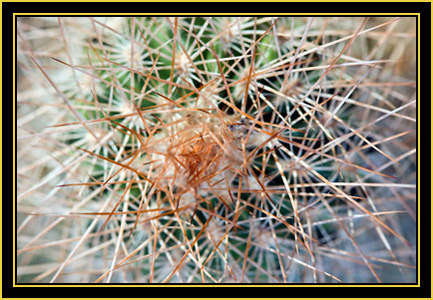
[{"x1": 16, "y1": 16, "x2": 416, "y2": 283}]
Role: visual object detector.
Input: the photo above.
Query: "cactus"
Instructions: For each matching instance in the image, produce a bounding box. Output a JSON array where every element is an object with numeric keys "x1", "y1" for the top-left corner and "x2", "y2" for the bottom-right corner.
[{"x1": 17, "y1": 16, "x2": 416, "y2": 283}]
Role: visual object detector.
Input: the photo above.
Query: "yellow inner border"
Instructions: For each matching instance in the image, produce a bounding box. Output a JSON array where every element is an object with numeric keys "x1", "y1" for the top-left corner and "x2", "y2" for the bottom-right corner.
[{"x1": 12, "y1": 12, "x2": 421, "y2": 289}]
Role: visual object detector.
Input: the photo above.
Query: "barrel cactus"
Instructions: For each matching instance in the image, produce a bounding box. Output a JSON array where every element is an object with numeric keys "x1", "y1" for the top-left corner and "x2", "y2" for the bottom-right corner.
[{"x1": 17, "y1": 16, "x2": 416, "y2": 283}]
